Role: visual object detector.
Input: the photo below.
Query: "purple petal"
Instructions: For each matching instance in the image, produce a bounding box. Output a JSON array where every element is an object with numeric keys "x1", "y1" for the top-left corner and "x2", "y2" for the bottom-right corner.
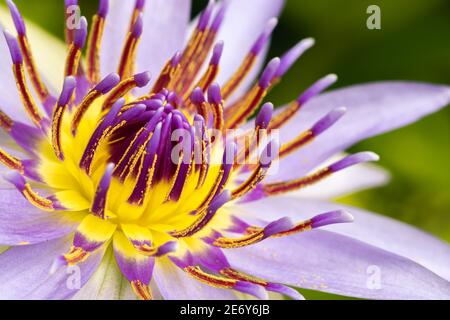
[
  {"x1": 234, "y1": 195, "x2": 450, "y2": 282},
  {"x1": 225, "y1": 230, "x2": 450, "y2": 299},
  {"x1": 153, "y1": 258, "x2": 238, "y2": 300},
  {"x1": 0, "y1": 189, "x2": 81, "y2": 246},
  {"x1": 73, "y1": 248, "x2": 140, "y2": 300},
  {"x1": 270, "y1": 82, "x2": 450, "y2": 181},
  {"x1": 0, "y1": 237, "x2": 104, "y2": 299}
]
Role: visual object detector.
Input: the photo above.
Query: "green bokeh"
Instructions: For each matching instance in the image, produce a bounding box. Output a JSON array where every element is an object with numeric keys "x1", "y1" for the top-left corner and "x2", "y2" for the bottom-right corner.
[{"x1": 4, "y1": 0, "x2": 449, "y2": 300}]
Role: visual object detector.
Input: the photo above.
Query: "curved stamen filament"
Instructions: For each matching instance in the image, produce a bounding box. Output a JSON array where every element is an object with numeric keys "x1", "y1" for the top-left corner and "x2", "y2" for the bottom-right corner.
[
  {"x1": 52, "y1": 77, "x2": 77, "y2": 160},
  {"x1": 5, "y1": 172, "x2": 58, "y2": 211},
  {"x1": 117, "y1": 14, "x2": 143, "y2": 79},
  {"x1": 207, "y1": 83, "x2": 224, "y2": 131},
  {"x1": 7, "y1": 0, "x2": 51, "y2": 103},
  {"x1": 170, "y1": 190, "x2": 230, "y2": 238},
  {"x1": 152, "y1": 52, "x2": 181, "y2": 94},
  {"x1": 225, "y1": 58, "x2": 280, "y2": 129},
  {"x1": 208, "y1": 217, "x2": 293, "y2": 249},
  {"x1": 221, "y1": 18, "x2": 277, "y2": 100},
  {"x1": 86, "y1": 0, "x2": 108, "y2": 83},
  {"x1": 269, "y1": 74, "x2": 337, "y2": 130},
  {"x1": 0, "y1": 147, "x2": 24, "y2": 173},
  {"x1": 171, "y1": 1, "x2": 214, "y2": 92},
  {"x1": 3, "y1": 31, "x2": 43, "y2": 127},
  {"x1": 91, "y1": 163, "x2": 114, "y2": 219},
  {"x1": 279, "y1": 107, "x2": 346, "y2": 158},
  {"x1": 65, "y1": 17, "x2": 87, "y2": 77},
  {"x1": 263, "y1": 152, "x2": 380, "y2": 196},
  {"x1": 195, "y1": 41, "x2": 223, "y2": 94}
]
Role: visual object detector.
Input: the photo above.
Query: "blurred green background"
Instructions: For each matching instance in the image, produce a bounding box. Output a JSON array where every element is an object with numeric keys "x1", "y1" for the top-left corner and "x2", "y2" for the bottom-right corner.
[{"x1": 3, "y1": 0, "x2": 449, "y2": 299}]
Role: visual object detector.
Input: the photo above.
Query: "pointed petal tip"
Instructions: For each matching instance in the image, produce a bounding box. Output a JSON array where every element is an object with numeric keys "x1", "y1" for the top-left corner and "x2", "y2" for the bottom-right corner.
[
  {"x1": 49, "y1": 255, "x2": 67, "y2": 275},
  {"x1": 234, "y1": 281, "x2": 268, "y2": 300}
]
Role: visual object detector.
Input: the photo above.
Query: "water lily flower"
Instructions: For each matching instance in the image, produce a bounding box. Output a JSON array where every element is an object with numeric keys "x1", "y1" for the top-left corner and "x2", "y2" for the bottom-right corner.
[{"x1": 0, "y1": 0, "x2": 449, "y2": 300}]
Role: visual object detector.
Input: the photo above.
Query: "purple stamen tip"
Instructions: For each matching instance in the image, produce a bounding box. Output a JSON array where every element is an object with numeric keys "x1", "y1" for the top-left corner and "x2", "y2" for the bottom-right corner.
[
  {"x1": 260, "y1": 139, "x2": 279, "y2": 168},
  {"x1": 65, "y1": 0, "x2": 78, "y2": 7},
  {"x1": 95, "y1": 73, "x2": 120, "y2": 94},
  {"x1": 194, "y1": 114, "x2": 205, "y2": 125},
  {"x1": 311, "y1": 106, "x2": 346, "y2": 136},
  {"x1": 298, "y1": 74, "x2": 338, "y2": 105},
  {"x1": 147, "y1": 122, "x2": 162, "y2": 154},
  {"x1": 198, "y1": 0, "x2": 214, "y2": 31},
  {"x1": 58, "y1": 76, "x2": 77, "y2": 106},
  {"x1": 259, "y1": 57, "x2": 280, "y2": 89},
  {"x1": 191, "y1": 87, "x2": 206, "y2": 105},
  {"x1": 144, "y1": 99, "x2": 163, "y2": 110},
  {"x1": 251, "y1": 17, "x2": 278, "y2": 55},
  {"x1": 98, "y1": 0, "x2": 109, "y2": 18},
  {"x1": 263, "y1": 217, "x2": 294, "y2": 237},
  {"x1": 171, "y1": 51, "x2": 182, "y2": 67},
  {"x1": 209, "y1": 190, "x2": 232, "y2": 214},
  {"x1": 275, "y1": 37, "x2": 315, "y2": 78},
  {"x1": 134, "y1": 71, "x2": 151, "y2": 87},
  {"x1": 207, "y1": 83, "x2": 222, "y2": 104},
  {"x1": 210, "y1": 41, "x2": 224, "y2": 66},
  {"x1": 135, "y1": 0, "x2": 146, "y2": 10},
  {"x1": 329, "y1": 152, "x2": 380, "y2": 172},
  {"x1": 167, "y1": 91, "x2": 179, "y2": 104},
  {"x1": 311, "y1": 210, "x2": 354, "y2": 229},
  {"x1": 211, "y1": 3, "x2": 226, "y2": 31},
  {"x1": 7, "y1": 0, "x2": 26, "y2": 36},
  {"x1": 255, "y1": 102, "x2": 273, "y2": 129},
  {"x1": 102, "y1": 163, "x2": 115, "y2": 182},
  {"x1": 74, "y1": 16, "x2": 88, "y2": 48},
  {"x1": 3, "y1": 31, "x2": 23, "y2": 64},
  {"x1": 131, "y1": 13, "x2": 144, "y2": 38}
]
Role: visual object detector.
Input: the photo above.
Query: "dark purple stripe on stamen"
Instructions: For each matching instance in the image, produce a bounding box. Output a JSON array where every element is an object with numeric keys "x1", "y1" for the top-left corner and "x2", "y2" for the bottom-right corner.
[
  {"x1": 127, "y1": 123, "x2": 162, "y2": 205},
  {"x1": 91, "y1": 163, "x2": 115, "y2": 219}
]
